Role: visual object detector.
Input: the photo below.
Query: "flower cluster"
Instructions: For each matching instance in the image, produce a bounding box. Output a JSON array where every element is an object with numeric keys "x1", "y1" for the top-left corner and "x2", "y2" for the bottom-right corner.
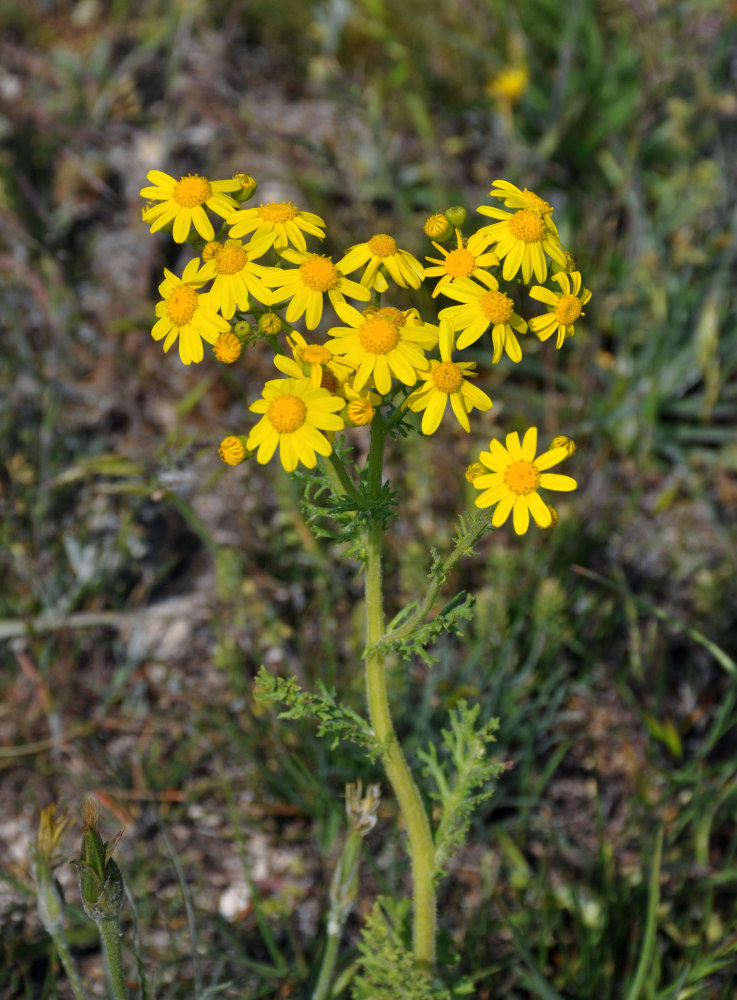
[{"x1": 141, "y1": 171, "x2": 591, "y2": 532}]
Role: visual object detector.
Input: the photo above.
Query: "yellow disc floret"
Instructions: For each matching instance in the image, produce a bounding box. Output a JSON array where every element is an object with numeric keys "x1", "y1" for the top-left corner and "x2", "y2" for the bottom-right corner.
[
  {"x1": 479, "y1": 289, "x2": 513, "y2": 324},
  {"x1": 173, "y1": 174, "x2": 212, "y2": 207},
  {"x1": 166, "y1": 286, "x2": 199, "y2": 326},
  {"x1": 267, "y1": 394, "x2": 308, "y2": 433},
  {"x1": 504, "y1": 460, "x2": 541, "y2": 495},
  {"x1": 359, "y1": 316, "x2": 401, "y2": 355},
  {"x1": 554, "y1": 294, "x2": 582, "y2": 326},
  {"x1": 442, "y1": 247, "x2": 477, "y2": 278},
  {"x1": 367, "y1": 234, "x2": 398, "y2": 257},
  {"x1": 259, "y1": 201, "x2": 299, "y2": 223},
  {"x1": 300, "y1": 255, "x2": 340, "y2": 292},
  {"x1": 431, "y1": 361, "x2": 464, "y2": 394},
  {"x1": 508, "y1": 210, "x2": 546, "y2": 243},
  {"x1": 214, "y1": 241, "x2": 249, "y2": 274}
]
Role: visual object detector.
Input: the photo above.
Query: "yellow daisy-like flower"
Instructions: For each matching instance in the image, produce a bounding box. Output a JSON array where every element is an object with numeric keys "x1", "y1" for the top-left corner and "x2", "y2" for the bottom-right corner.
[
  {"x1": 404, "y1": 322, "x2": 493, "y2": 434},
  {"x1": 273, "y1": 331, "x2": 355, "y2": 391},
  {"x1": 337, "y1": 234, "x2": 424, "y2": 292},
  {"x1": 152, "y1": 259, "x2": 230, "y2": 365},
  {"x1": 488, "y1": 179, "x2": 555, "y2": 221},
  {"x1": 424, "y1": 229, "x2": 499, "y2": 297},
  {"x1": 438, "y1": 271, "x2": 528, "y2": 362},
  {"x1": 485, "y1": 65, "x2": 529, "y2": 104},
  {"x1": 529, "y1": 271, "x2": 592, "y2": 348},
  {"x1": 476, "y1": 203, "x2": 566, "y2": 283},
  {"x1": 326, "y1": 303, "x2": 433, "y2": 395},
  {"x1": 197, "y1": 236, "x2": 274, "y2": 319},
  {"x1": 473, "y1": 427, "x2": 577, "y2": 534},
  {"x1": 140, "y1": 171, "x2": 241, "y2": 243},
  {"x1": 247, "y1": 377, "x2": 345, "y2": 472},
  {"x1": 266, "y1": 251, "x2": 371, "y2": 331},
  {"x1": 228, "y1": 201, "x2": 326, "y2": 252}
]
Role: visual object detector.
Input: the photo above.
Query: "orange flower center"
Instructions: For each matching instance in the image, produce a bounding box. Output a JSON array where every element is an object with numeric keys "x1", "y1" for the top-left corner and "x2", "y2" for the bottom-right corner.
[
  {"x1": 301, "y1": 344, "x2": 332, "y2": 365},
  {"x1": 259, "y1": 201, "x2": 299, "y2": 223},
  {"x1": 367, "y1": 234, "x2": 398, "y2": 257},
  {"x1": 522, "y1": 189, "x2": 553, "y2": 215},
  {"x1": 504, "y1": 460, "x2": 540, "y2": 495},
  {"x1": 479, "y1": 289, "x2": 513, "y2": 324},
  {"x1": 507, "y1": 209, "x2": 545, "y2": 243},
  {"x1": 431, "y1": 361, "x2": 464, "y2": 393},
  {"x1": 359, "y1": 316, "x2": 400, "y2": 355},
  {"x1": 166, "y1": 285, "x2": 199, "y2": 326},
  {"x1": 300, "y1": 255, "x2": 340, "y2": 292},
  {"x1": 173, "y1": 175, "x2": 211, "y2": 208},
  {"x1": 554, "y1": 294, "x2": 582, "y2": 325},
  {"x1": 267, "y1": 394, "x2": 307, "y2": 433},
  {"x1": 443, "y1": 247, "x2": 476, "y2": 278},
  {"x1": 215, "y1": 242, "x2": 249, "y2": 274}
]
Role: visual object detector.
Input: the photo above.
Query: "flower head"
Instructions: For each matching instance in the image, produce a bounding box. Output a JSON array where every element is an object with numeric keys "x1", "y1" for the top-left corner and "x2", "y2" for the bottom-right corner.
[
  {"x1": 326, "y1": 303, "x2": 434, "y2": 395},
  {"x1": 438, "y1": 271, "x2": 528, "y2": 361},
  {"x1": 473, "y1": 427, "x2": 577, "y2": 534},
  {"x1": 152, "y1": 259, "x2": 230, "y2": 365},
  {"x1": 404, "y1": 322, "x2": 493, "y2": 434},
  {"x1": 337, "y1": 234, "x2": 424, "y2": 291},
  {"x1": 140, "y1": 170, "x2": 240, "y2": 243},
  {"x1": 424, "y1": 213, "x2": 453, "y2": 240},
  {"x1": 273, "y1": 331, "x2": 355, "y2": 391},
  {"x1": 424, "y1": 229, "x2": 499, "y2": 297},
  {"x1": 487, "y1": 180, "x2": 555, "y2": 221},
  {"x1": 219, "y1": 435, "x2": 249, "y2": 465},
  {"x1": 486, "y1": 65, "x2": 529, "y2": 104},
  {"x1": 228, "y1": 201, "x2": 326, "y2": 252},
  {"x1": 529, "y1": 271, "x2": 591, "y2": 348},
  {"x1": 247, "y1": 377, "x2": 345, "y2": 472},
  {"x1": 476, "y1": 203, "x2": 566, "y2": 283},
  {"x1": 266, "y1": 251, "x2": 371, "y2": 330},
  {"x1": 213, "y1": 332, "x2": 244, "y2": 363},
  {"x1": 198, "y1": 235, "x2": 273, "y2": 318}
]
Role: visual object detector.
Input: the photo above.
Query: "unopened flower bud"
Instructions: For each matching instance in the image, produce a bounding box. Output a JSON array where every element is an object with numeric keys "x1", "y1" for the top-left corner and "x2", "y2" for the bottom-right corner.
[
  {"x1": 233, "y1": 173, "x2": 258, "y2": 201},
  {"x1": 347, "y1": 399, "x2": 375, "y2": 427},
  {"x1": 73, "y1": 798, "x2": 124, "y2": 923},
  {"x1": 444, "y1": 205, "x2": 467, "y2": 229},
  {"x1": 218, "y1": 435, "x2": 249, "y2": 466},
  {"x1": 424, "y1": 213, "x2": 453, "y2": 241},
  {"x1": 213, "y1": 332, "x2": 243, "y2": 363},
  {"x1": 465, "y1": 461, "x2": 486, "y2": 484},
  {"x1": 549, "y1": 435, "x2": 576, "y2": 457},
  {"x1": 259, "y1": 312, "x2": 283, "y2": 335}
]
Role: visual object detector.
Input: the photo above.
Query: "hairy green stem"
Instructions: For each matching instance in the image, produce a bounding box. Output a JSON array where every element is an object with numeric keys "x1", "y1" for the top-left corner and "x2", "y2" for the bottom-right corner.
[
  {"x1": 51, "y1": 932, "x2": 87, "y2": 1000},
  {"x1": 364, "y1": 416, "x2": 436, "y2": 971},
  {"x1": 98, "y1": 917, "x2": 128, "y2": 1000}
]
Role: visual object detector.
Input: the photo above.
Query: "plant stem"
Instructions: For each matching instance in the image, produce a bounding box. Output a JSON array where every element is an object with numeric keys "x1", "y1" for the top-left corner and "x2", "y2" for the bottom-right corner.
[
  {"x1": 312, "y1": 930, "x2": 341, "y2": 1000},
  {"x1": 52, "y1": 932, "x2": 87, "y2": 1000},
  {"x1": 98, "y1": 917, "x2": 128, "y2": 1000},
  {"x1": 363, "y1": 416, "x2": 436, "y2": 971}
]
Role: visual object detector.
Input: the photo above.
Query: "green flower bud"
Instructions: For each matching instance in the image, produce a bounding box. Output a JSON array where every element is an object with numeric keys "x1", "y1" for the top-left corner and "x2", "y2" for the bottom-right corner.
[{"x1": 444, "y1": 205, "x2": 468, "y2": 229}]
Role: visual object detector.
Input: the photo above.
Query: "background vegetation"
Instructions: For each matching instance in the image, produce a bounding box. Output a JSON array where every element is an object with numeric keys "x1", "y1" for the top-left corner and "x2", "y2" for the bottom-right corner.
[{"x1": 1, "y1": 0, "x2": 736, "y2": 996}]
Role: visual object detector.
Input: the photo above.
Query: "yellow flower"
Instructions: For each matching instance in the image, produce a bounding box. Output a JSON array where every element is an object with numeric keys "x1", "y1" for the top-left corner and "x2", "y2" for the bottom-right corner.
[
  {"x1": 529, "y1": 271, "x2": 591, "y2": 348},
  {"x1": 473, "y1": 427, "x2": 577, "y2": 534},
  {"x1": 424, "y1": 230, "x2": 499, "y2": 297},
  {"x1": 488, "y1": 179, "x2": 555, "y2": 221},
  {"x1": 140, "y1": 170, "x2": 240, "y2": 243},
  {"x1": 152, "y1": 259, "x2": 230, "y2": 365},
  {"x1": 266, "y1": 251, "x2": 371, "y2": 331},
  {"x1": 337, "y1": 234, "x2": 424, "y2": 291},
  {"x1": 326, "y1": 304, "x2": 434, "y2": 395},
  {"x1": 213, "y1": 332, "x2": 244, "y2": 363},
  {"x1": 273, "y1": 331, "x2": 355, "y2": 391},
  {"x1": 247, "y1": 378, "x2": 345, "y2": 472},
  {"x1": 344, "y1": 384, "x2": 382, "y2": 426},
  {"x1": 476, "y1": 204, "x2": 566, "y2": 283},
  {"x1": 219, "y1": 436, "x2": 249, "y2": 465},
  {"x1": 485, "y1": 65, "x2": 529, "y2": 104},
  {"x1": 404, "y1": 322, "x2": 493, "y2": 434},
  {"x1": 228, "y1": 201, "x2": 326, "y2": 252},
  {"x1": 438, "y1": 272, "x2": 528, "y2": 361},
  {"x1": 197, "y1": 236, "x2": 274, "y2": 319},
  {"x1": 424, "y1": 213, "x2": 453, "y2": 240}
]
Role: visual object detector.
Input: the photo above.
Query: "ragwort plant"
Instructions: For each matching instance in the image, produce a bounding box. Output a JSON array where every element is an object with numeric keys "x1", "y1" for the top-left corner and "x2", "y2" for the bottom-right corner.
[{"x1": 138, "y1": 168, "x2": 588, "y2": 993}]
